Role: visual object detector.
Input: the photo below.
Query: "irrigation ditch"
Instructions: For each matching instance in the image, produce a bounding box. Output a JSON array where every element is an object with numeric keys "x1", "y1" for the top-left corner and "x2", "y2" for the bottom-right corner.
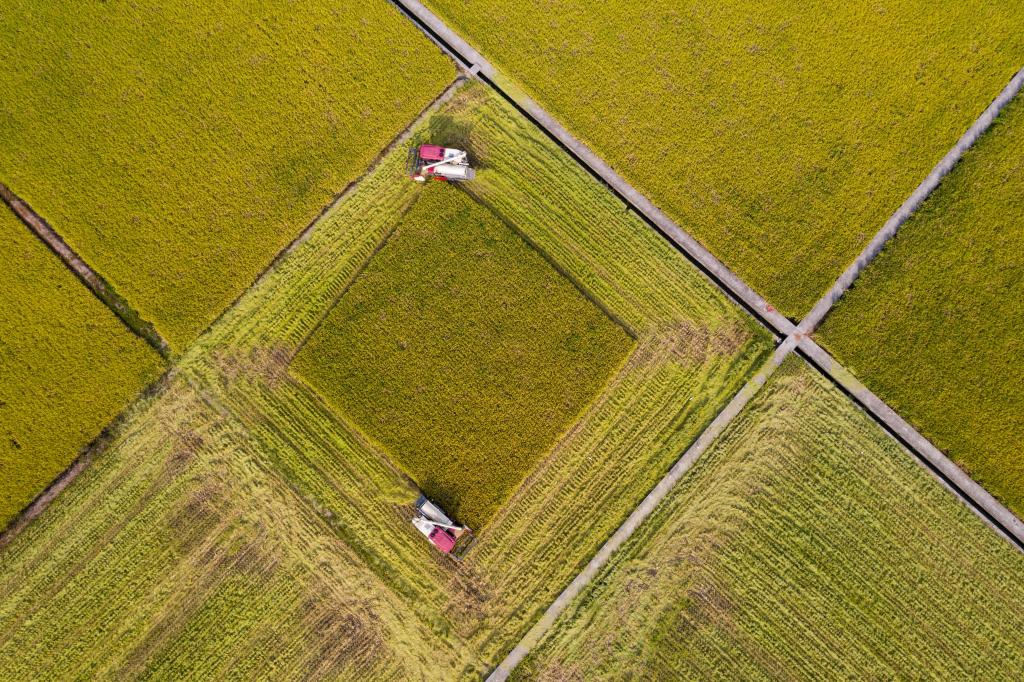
[{"x1": 0, "y1": 182, "x2": 171, "y2": 359}]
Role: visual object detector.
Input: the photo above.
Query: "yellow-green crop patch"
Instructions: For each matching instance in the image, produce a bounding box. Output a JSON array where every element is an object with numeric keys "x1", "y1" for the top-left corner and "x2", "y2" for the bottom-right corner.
[
  {"x1": 0, "y1": 205, "x2": 164, "y2": 529},
  {"x1": 517, "y1": 358, "x2": 1024, "y2": 679},
  {"x1": 294, "y1": 186, "x2": 632, "y2": 528},
  {"x1": 0, "y1": 0, "x2": 454, "y2": 350},
  {"x1": 818, "y1": 95, "x2": 1024, "y2": 517},
  {"x1": 422, "y1": 0, "x2": 1024, "y2": 317}
]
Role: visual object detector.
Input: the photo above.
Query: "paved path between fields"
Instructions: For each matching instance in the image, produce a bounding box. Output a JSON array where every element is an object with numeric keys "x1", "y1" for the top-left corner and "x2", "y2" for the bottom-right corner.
[
  {"x1": 797, "y1": 66, "x2": 1024, "y2": 334},
  {"x1": 389, "y1": 0, "x2": 795, "y2": 339},
  {"x1": 389, "y1": 4, "x2": 1024, "y2": 677},
  {"x1": 486, "y1": 336, "x2": 799, "y2": 680},
  {"x1": 798, "y1": 337, "x2": 1024, "y2": 547},
  {"x1": 0, "y1": 182, "x2": 171, "y2": 358}
]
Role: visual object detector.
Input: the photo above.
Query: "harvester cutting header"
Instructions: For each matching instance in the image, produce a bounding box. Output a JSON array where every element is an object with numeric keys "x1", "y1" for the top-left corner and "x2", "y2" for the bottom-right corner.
[{"x1": 407, "y1": 144, "x2": 475, "y2": 182}]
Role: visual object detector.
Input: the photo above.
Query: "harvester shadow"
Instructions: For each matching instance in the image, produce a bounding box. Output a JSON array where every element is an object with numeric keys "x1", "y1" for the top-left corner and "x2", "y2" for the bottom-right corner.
[{"x1": 420, "y1": 114, "x2": 484, "y2": 169}]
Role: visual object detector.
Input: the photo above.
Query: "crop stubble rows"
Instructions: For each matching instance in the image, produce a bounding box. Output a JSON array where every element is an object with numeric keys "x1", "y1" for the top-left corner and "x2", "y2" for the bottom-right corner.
[{"x1": 516, "y1": 358, "x2": 1024, "y2": 679}]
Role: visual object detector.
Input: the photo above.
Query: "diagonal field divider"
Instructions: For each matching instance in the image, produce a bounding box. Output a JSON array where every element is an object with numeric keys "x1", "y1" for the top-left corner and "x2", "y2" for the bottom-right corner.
[
  {"x1": 0, "y1": 182, "x2": 171, "y2": 358},
  {"x1": 486, "y1": 337, "x2": 798, "y2": 680}
]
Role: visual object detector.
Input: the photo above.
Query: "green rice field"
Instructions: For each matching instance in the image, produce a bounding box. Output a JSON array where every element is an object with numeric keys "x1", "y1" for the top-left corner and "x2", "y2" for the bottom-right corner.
[
  {"x1": 0, "y1": 204, "x2": 164, "y2": 530},
  {"x1": 517, "y1": 357, "x2": 1024, "y2": 679},
  {"x1": 423, "y1": 0, "x2": 1024, "y2": 317},
  {"x1": 0, "y1": 0, "x2": 454, "y2": 349},
  {"x1": 819, "y1": 95, "x2": 1024, "y2": 517},
  {"x1": 294, "y1": 186, "x2": 632, "y2": 528}
]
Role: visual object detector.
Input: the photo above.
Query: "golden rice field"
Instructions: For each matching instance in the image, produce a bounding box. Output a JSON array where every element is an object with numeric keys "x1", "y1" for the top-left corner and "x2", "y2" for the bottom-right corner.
[
  {"x1": 516, "y1": 357, "x2": 1024, "y2": 680},
  {"x1": 819, "y1": 95, "x2": 1024, "y2": 518},
  {"x1": 294, "y1": 186, "x2": 633, "y2": 529},
  {"x1": 0, "y1": 204, "x2": 164, "y2": 530},
  {"x1": 0, "y1": 81, "x2": 772, "y2": 677},
  {"x1": 423, "y1": 0, "x2": 1024, "y2": 317},
  {"x1": 4, "y1": 0, "x2": 1023, "y2": 679},
  {"x1": 0, "y1": 0, "x2": 453, "y2": 349}
]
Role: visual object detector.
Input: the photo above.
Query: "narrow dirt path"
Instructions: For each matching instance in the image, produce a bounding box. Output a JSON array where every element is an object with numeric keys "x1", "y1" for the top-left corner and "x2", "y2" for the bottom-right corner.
[
  {"x1": 0, "y1": 182, "x2": 171, "y2": 358},
  {"x1": 798, "y1": 337, "x2": 1024, "y2": 547},
  {"x1": 798, "y1": 66, "x2": 1024, "y2": 333}
]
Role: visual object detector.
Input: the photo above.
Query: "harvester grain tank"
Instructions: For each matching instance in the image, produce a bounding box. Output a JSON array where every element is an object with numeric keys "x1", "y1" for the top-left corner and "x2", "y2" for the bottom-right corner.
[
  {"x1": 408, "y1": 144, "x2": 475, "y2": 182},
  {"x1": 411, "y1": 495, "x2": 472, "y2": 556}
]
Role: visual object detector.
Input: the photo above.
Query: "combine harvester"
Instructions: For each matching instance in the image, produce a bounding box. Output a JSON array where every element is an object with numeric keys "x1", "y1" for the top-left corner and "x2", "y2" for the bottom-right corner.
[
  {"x1": 407, "y1": 144, "x2": 475, "y2": 182},
  {"x1": 412, "y1": 495, "x2": 473, "y2": 558}
]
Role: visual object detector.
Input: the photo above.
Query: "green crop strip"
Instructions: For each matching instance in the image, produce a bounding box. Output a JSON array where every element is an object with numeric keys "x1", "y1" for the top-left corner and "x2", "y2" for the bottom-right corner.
[
  {"x1": 819, "y1": 95, "x2": 1024, "y2": 517},
  {"x1": 294, "y1": 186, "x2": 633, "y2": 528},
  {"x1": 422, "y1": 0, "x2": 1024, "y2": 317},
  {"x1": 0, "y1": 81, "x2": 772, "y2": 676},
  {"x1": 0, "y1": 205, "x2": 164, "y2": 529},
  {"x1": 518, "y1": 357, "x2": 1024, "y2": 679},
  {"x1": 0, "y1": 0, "x2": 454, "y2": 350}
]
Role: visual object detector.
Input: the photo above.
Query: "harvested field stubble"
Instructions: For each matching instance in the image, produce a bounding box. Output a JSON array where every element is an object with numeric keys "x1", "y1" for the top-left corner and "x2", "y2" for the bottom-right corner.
[
  {"x1": 0, "y1": 0, "x2": 454, "y2": 349},
  {"x1": 517, "y1": 358, "x2": 1024, "y2": 680},
  {"x1": 294, "y1": 186, "x2": 634, "y2": 528},
  {"x1": 423, "y1": 0, "x2": 1024, "y2": 317},
  {"x1": 0, "y1": 204, "x2": 164, "y2": 529},
  {"x1": 819, "y1": 95, "x2": 1024, "y2": 517}
]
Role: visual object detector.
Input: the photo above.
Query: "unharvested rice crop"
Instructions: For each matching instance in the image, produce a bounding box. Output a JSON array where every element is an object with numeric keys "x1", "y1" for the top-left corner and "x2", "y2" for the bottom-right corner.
[
  {"x1": 294, "y1": 186, "x2": 632, "y2": 528},
  {"x1": 818, "y1": 95, "x2": 1024, "y2": 517},
  {"x1": 0, "y1": 0, "x2": 454, "y2": 349},
  {"x1": 423, "y1": 0, "x2": 1024, "y2": 317},
  {"x1": 0, "y1": 81, "x2": 772, "y2": 677},
  {"x1": 516, "y1": 357, "x2": 1024, "y2": 680},
  {"x1": 0, "y1": 204, "x2": 163, "y2": 529}
]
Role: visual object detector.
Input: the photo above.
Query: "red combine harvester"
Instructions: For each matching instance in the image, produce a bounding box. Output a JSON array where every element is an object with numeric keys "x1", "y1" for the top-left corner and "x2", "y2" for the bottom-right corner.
[
  {"x1": 412, "y1": 495, "x2": 473, "y2": 557},
  {"x1": 407, "y1": 144, "x2": 475, "y2": 182}
]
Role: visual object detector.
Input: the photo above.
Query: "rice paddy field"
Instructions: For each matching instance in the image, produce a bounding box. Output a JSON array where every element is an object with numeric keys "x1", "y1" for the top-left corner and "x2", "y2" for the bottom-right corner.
[
  {"x1": 818, "y1": 96, "x2": 1024, "y2": 518},
  {"x1": 0, "y1": 204, "x2": 164, "y2": 530},
  {"x1": 294, "y1": 186, "x2": 633, "y2": 528},
  {"x1": 0, "y1": 81, "x2": 773, "y2": 677},
  {"x1": 0, "y1": 0, "x2": 454, "y2": 349},
  {"x1": 516, "y1": 357, "x2": 1024, "y2": 680},
  {"x1": 422, "y1": 0, "x2": 1024, "y2": 317}
]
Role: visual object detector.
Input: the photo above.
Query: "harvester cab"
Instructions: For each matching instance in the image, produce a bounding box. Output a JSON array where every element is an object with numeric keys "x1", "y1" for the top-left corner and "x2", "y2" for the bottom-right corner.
[
  {"x1": 408, "y1": 144, "x2": 475, "y2": 183},
  {"x1": 412, "y1": 495, "x2": 473, "y2": 558}
]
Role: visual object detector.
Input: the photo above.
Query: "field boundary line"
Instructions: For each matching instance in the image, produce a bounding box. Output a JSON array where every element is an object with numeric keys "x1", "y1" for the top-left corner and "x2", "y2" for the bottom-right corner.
[
  {"x1": 0, "y1": 182, "x2": 171, "y2": 359},
  {"x1": 0, "y1": 369, "x2": 174, "y2": 550},
  {"x1": 187, "y1": 77, "x2": 468, "y2": 349},
  {"x1": 797, "y1": 338, "x2": 1024, "y2": 549},
  {"x1": 388, "y1": 0, "x2": 794, "y2": 340},
  {"x1": 485, "y1": 337, "x2": 798, "y2": 681},
  {"x1": 798, "y1": 66, "x2": 1024, "y2": 333}
]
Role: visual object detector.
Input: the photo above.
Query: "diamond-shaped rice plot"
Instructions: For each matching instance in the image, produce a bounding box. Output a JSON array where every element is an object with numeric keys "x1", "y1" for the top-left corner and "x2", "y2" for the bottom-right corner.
[{"x1": 293, "y1": 185, "x2": 634, "y2": 528}]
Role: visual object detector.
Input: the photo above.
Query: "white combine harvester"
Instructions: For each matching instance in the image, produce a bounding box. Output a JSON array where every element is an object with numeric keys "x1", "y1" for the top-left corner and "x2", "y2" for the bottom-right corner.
[
  {"x1": 407, "y1": 144, "x2": 475, "y2": 182},
  {"x1": 412, "y1": 495, "x2": 472, "y2": 557}
]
